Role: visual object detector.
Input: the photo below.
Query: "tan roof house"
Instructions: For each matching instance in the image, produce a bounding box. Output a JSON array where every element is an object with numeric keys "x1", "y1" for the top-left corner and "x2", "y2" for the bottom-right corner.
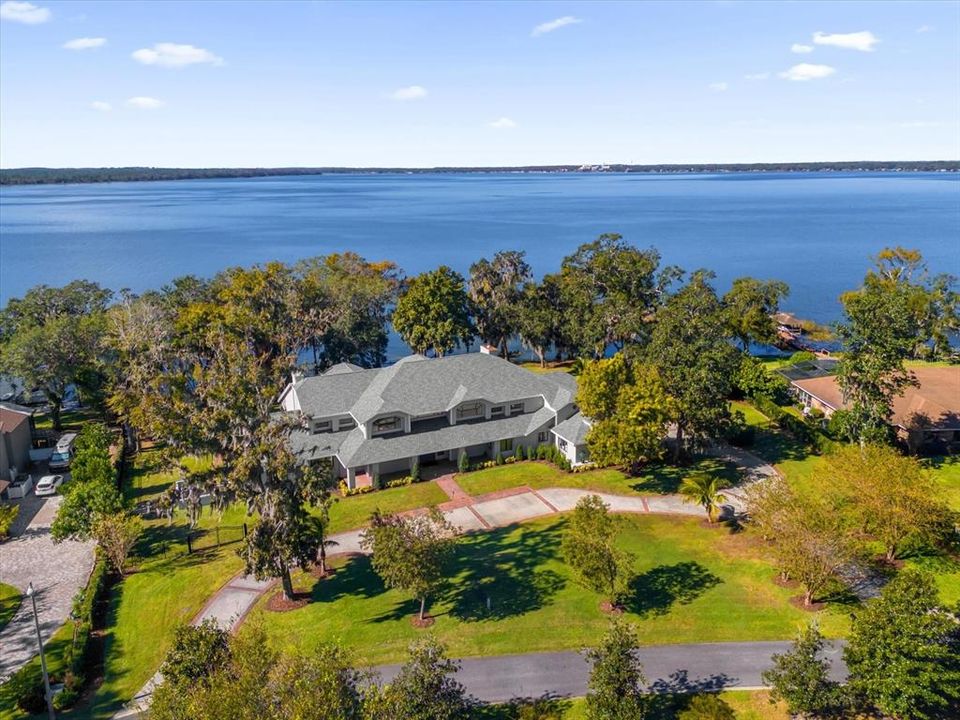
[
  {"x1": 789, "y1": 366, "x2": 960, "y2": 453},
  {"x1": 1, "y1": 402, "x2": 34, "y2": 484}
]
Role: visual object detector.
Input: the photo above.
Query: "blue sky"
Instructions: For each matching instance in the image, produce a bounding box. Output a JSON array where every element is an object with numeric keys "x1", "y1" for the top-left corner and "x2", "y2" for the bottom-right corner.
[{"x1": 1, "y1": 0, "x2": 958, "y2": 167}]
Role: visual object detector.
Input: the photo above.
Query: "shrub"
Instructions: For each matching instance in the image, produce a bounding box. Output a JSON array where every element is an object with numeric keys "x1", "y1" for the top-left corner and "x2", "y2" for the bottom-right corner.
[
  {"x1": 457, "y1": 449, "x2": 470, "y2": 473},
  {"x1": 0, "y1": 504, "x2": 19, "y2": 539},
  {"x1": 15, "y1": 679, "x2": 45, "y2": 715},
  {"x1": 385, "y1": 476, "x2": 413, "y2": 489},
  {"x1": 410, "y1": 458, "x2": 420, "y2": 483},
  {"x1": 724, "y1": 411, "x2": 756, "y2": 448},
  {"x1": 677, "y1": 694, "x2": 736, "y2": 720},
  {"x1": 495, "y1": 451, "x2": 504, "y2": 466},
  {"x1": 52, "y1": 687, "x2": 79, "y2": 711},
  {"x1": 514, "y1": 445, "x2": 525, "y2": 461},
  {"x1": 790, "y1": 351, "x2": 817, "y2": 364}
]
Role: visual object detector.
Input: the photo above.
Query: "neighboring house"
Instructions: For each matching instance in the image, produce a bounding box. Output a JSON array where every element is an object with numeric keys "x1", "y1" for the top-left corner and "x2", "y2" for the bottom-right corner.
[
  {"x1": 0, "y1": 402, "x2": 34, "y2": 482},
  {"x1": 784, "y1": 365, "x2": 960, "y2": 453},
  {"x1": 281, "y1": 353, "x2": 589, "y2": 488}
]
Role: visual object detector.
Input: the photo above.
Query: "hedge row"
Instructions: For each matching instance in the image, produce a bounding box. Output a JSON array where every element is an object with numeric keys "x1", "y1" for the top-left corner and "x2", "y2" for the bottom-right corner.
[{"x1": 749, "y1": 395, "x2": 833, "y2": 453}]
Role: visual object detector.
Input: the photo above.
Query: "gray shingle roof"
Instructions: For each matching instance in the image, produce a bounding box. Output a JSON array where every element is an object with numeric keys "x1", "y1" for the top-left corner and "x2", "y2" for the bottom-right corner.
[
  {"x1": 291, "y1": 353, "x2": 577, "y2": 424},
  {"x1": 551, "y1": 412, "x2": 591, "y2": 445}
]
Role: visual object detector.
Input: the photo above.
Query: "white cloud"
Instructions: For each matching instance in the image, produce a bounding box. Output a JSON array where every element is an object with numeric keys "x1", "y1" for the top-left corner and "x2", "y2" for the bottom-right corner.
[
  {"x1": 90, "y1": 101, "x2": 112, "y2": 112},
  {"x1": 489, "y1": 117, "x2": 517, "y2": 129},
  {"x1": 390, "y1": 85, "x2": 428, "y2": 101},
  {"x1": 791, "y1": 43, "x2": 814, "y2": 54},
  {"x1": 779, "y1": 63, "x2": 836, "y2": 81},
  {"x1": 916, "y1": 25, "x2": 933, "y2": 33},
  {"x1": 812, "y1": 30, "x2": 879, "y2": 52},
  {"x1": 531, "y1": 16, "x2": 582, "y2": 37},
  {"x1": 64, "y1": 37, "x2": 107, "y2": 50},
  {"x1": 744, "y1": 72, "x2": 770, "y2": 81},
  {"x1": 126, "y1": 96, "x2": 165, "y2": 109},
  {"x1": 132, "y1": 43, "x2": 224, "y2": 68},
  {"x1": 0, "y1": 1, "x2": 50, "y2": 24},
  {"x1": 708, "y1": 82, "x2": 728, "y2": 92}
]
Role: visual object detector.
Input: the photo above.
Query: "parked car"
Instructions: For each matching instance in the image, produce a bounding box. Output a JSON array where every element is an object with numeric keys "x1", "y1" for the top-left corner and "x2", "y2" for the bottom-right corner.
[
  {"x1": 48, "y1": 432, "x2": 78, "y2": 471},
  {"x1": 34, "y1": 475, "x2": 64, "y2": 496}
]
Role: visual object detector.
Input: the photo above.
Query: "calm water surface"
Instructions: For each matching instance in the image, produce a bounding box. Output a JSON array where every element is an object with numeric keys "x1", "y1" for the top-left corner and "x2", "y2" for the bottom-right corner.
[{"x1": 2, "y1": 172, "x2": 958, "y2": 331}]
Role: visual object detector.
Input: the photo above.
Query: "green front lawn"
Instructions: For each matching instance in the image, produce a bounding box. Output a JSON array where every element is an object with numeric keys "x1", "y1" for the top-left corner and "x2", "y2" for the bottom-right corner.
[
  {"x1": 489, "y1": 690, "x2": 789, "y2": 719},
  {"x1": 31, "y1": 406, "x2": 104, "y2": 431},
  {"x1": 456, "y1": 458, "x2": 740, "y2": 498},
  {"x1": 730, "y1": 400, "x2": 826, "y2": 493},
  {"x1": 255, "y1": 513, "x2": 850, "y2": 666},
  {"x1": 0, "y1": 582, "x2": 20, "y2": 632},
  {"x1": 325, "y1": 481, "x2": 450, "y2": 535}
]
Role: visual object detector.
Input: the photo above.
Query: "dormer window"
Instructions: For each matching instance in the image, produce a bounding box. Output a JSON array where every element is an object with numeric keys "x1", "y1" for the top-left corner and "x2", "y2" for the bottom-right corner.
[
  {"x1": 509, "y1": 402, "x2": 524, "y2": 413},
  {"x1": 338, "y1": 418, "x2": 357, "y2": 431},
  {"x1": 373, "y1": 416, "x2": 402, "y2": 433},
  {"x1": 491, "y1": 405, "x2": 504, "y2": 416},
  {"x1": 457, "y1": 402, "x2": 483, "y2": 420},
  {"x1": 313, "y1": 419, "x2": 331, "y2": 433}
]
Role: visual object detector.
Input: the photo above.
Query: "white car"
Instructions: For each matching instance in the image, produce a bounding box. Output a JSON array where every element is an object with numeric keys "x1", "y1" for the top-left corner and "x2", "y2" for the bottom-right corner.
[{"x1": 34, "y1": 475, "x2": 64, "y2": 497}]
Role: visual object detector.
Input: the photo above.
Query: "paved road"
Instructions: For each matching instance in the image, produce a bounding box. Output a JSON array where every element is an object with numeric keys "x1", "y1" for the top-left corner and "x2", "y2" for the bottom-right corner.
[
  {"x1": 373, "y1": 641, "x2": 848, "y2": 702},
  {"x1": 0, "y1": 492, "x2": 96, "y2": 681}
]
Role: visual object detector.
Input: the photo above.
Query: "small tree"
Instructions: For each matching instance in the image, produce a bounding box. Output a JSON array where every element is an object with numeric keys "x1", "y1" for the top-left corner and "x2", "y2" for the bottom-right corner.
[
  {"x1": 313, "y1": 494, "x2": 337, "y2": 577},
  {"x1": 457, "y1": 449, "x2": 469, "y2": 473},
  {"x1": 746, "y1": 478, "x2": 856, "y2": 606},
  {"x1": 365, "y1": 637, "x2": 473, "y2": 720},
  {"x1": 361, "y1": 508, "x2": 456, "y2": 621},
  {"x1": 844, "y1": 570, "x2": 960, "y2": 720},
  {"x1": 92, "y1": 513, "x2": 142, "y2": 574},
  {"x1": 679, "y1": 473, "x2": 728, "y2": 524},
  {"x1": 584, "y1": 619, "x2": 648, "y2": 720},
  {"x1": 762, "y1": 621, "x2": 845, "y2": 718},
  {"x1": 816, "y1": 444, "x2": 949, "y2": 561},
  {"x1": 563, "y1": 495, "x2": 633, "y2": 607},
  {"x1": 160, "y1": 620, "x2": 230, "y2": 686},
  {"x1": 51, "y1": 477, "x2": 124, "y2": 542}
]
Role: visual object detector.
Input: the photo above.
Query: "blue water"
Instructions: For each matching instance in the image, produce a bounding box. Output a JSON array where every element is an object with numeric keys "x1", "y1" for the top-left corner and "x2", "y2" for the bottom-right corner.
[{"x1": 2, "y1": 172, "x2": 958, "y2": 355}]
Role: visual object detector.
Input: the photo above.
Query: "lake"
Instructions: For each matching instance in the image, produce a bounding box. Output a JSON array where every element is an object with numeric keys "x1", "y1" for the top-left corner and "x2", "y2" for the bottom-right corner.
[{"x1": 2, "y1": 172, "x2": 958, "y2": 357}]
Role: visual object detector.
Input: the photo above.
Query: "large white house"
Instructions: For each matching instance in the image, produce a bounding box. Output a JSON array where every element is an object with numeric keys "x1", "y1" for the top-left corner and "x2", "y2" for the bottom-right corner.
[{"x1": 280, "y1": 352, "x2": 591, "y2": 487}]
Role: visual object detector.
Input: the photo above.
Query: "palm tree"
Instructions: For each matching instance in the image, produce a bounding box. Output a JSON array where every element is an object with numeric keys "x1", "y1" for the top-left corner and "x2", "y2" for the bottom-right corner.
[{"x1": 679, "y1": 473, "x2": 728, "y2": 523}]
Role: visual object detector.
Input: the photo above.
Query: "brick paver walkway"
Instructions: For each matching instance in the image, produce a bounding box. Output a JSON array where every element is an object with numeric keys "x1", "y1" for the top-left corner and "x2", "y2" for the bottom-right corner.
[{"x1": 0, "y1": 494, "x2": 96, "y2": 681}]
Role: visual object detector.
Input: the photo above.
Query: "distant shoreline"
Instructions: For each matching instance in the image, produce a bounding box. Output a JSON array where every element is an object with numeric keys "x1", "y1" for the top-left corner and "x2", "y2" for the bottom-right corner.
[{"x1": 1, "y1": 161, "x2": 958, "y2": 186}]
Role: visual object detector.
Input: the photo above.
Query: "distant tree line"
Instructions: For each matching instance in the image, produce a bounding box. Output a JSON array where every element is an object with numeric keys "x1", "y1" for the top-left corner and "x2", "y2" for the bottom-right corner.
[{"x1": 2, "y1": 160, "x2": 957, "y2": 185}]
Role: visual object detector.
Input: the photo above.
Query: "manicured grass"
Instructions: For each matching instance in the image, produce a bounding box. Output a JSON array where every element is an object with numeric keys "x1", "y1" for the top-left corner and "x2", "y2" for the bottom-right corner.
[
  {"x1": 494, "y1": 691, "x2": 788, "y2": 719},
  {"x1": 730, "y1": 400, "x2": 825, "y2": 493},
  {"x1": 517, "y1": 360, "x2": 577, "y2": 375},
  {"x1": 83, "y1": 548, "x2": 243, "y2": 719},
  {"x1": 31, "y1": 406, "x2": 104, "y2": 431},
  {"x1": 0, "y1": 582, "x2": 21, "y2": 632},
  {"x1": 326, "y1": 481, "x2": 450, "y2": 534},
  {"x1": 67, "y1": 450, "x2": 247, "y2": 719},
  {"x1": 926, "y1": 455, "x2": 960, "y2": 511},
  {"x1": 456, "y1": 458, "x2": 740, "y2": 498},
  {"x1": 254, "y1": 513, "x2": 850, "y2": 666},
  {"x1": 0, "y1": 619, "x2": 76, "y2": 720}
]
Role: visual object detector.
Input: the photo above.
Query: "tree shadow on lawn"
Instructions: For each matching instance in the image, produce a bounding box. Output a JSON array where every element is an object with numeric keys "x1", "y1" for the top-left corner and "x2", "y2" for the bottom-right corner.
[
  {"x1": 625, "y1": 562, "x2": 723, "y2": 617},
  {"x1": 446, "y1": 523, "x2": 566, "y2": 623},
  {"x1": 645, "y1": 673, "x2": 736, "y2": 720},
  {"x1": 312, "y1": 554, "x2": 389, "y2": 605},
  {"x1": 628, "y1": 458, "x2": 740, "y2": 494},
  {"x1": 749, "y1": 425, "x2": 813, "y2": 466}
]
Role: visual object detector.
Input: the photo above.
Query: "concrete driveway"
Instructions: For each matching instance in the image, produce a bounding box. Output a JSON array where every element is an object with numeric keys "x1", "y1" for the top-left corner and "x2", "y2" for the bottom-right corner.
[{"x1": 0, "y1": 491, "x2": 96, "y2": 680}]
